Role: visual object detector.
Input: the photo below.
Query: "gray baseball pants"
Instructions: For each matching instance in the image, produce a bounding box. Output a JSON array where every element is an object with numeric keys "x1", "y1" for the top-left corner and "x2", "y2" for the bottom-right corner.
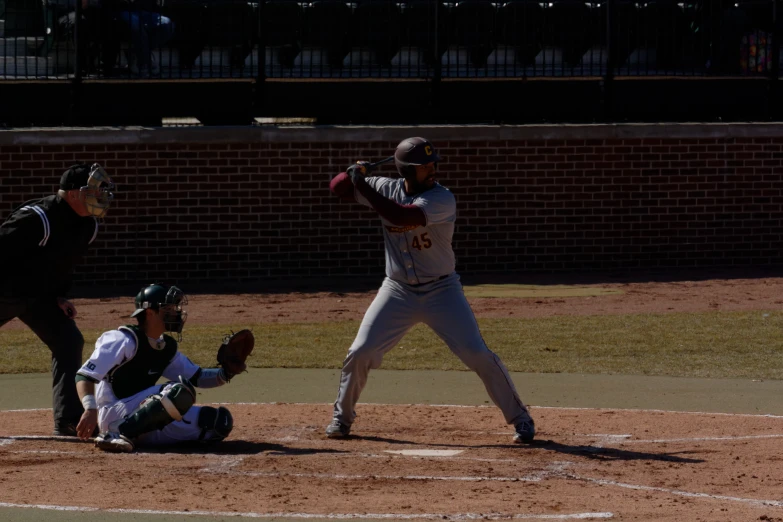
[{"x1": 331, "y1": 275, "x2": 531, "y2": 428}]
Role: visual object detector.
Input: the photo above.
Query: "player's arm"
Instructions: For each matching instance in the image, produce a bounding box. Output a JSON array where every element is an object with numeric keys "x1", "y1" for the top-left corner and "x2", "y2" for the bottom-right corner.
[
  {"x1": 75, "y1": 377, "x2": 97, "y2": 439},
  {"x1": 163, "y1": 352, "x2": 230, "y2": 389},
  {"x1": 331, "y1": 169, "x2": 426, "y2": 227},
  {"x1": 74, "y1": 330, "x2": 134, "y2": 440},
  {"x1": 330, "y1": 172, "x2": 356, "y2": 202},
  {"x1": 189, "y1": 367, "x2": 231, "y2": 388},
  {"x1": 353, "y1": 176, "x2": 426, "y2": 227}
]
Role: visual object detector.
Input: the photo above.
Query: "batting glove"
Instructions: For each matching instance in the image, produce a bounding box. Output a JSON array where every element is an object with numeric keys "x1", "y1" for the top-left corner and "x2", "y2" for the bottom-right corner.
[{"x1": 347, "y1": 161, "x2": 371, "y2": 185}]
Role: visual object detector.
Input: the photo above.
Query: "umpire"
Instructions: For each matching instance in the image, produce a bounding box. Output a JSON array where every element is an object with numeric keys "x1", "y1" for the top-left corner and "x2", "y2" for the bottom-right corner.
[{"x1": 0, "y1": 163, "x2": 116, "y2": 436}]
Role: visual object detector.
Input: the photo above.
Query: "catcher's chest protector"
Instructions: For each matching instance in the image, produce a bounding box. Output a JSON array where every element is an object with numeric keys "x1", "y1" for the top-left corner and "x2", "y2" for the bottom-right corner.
[{"x1": 109, "y1": 325, "x2": 178, "y2": 399}]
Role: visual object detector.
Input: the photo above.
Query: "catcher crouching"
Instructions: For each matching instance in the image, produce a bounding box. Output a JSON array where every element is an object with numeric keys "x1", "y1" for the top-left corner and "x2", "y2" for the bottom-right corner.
[{"x1": 73, "y1": 283, "x2": 254, "y2": 453}]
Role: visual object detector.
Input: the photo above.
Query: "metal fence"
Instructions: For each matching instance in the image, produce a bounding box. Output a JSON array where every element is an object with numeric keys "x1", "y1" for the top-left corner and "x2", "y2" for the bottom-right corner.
[{"x1": 0, "y1": 0, "x2": 779, "y2": 80}]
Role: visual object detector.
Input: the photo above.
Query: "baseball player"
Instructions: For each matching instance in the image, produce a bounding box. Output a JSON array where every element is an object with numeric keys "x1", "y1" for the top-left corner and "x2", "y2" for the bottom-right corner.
[
  {"x1": 0, "y1": 163, "x2": 115, "y2": 437},
  {"x1": 325, "y1": 137, "x2": 536, "y2": 443},
  {"x1": 74, "y1": 283, "x2": 248, "y2": 452}
]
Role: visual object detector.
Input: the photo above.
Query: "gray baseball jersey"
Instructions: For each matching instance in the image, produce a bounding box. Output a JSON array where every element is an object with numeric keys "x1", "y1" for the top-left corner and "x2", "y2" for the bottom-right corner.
[
  {"x1": 356, "y1": 177, "x2": 455, "y2": 285},
  {"x1": 331, "y1": 176, "x2": 532, "y2": 433}
]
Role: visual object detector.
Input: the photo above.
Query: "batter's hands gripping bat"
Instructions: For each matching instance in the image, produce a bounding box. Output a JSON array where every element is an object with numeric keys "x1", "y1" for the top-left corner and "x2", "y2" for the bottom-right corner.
[{"x1": 347, "y1": 156, "x2": 394, "y2": 184}]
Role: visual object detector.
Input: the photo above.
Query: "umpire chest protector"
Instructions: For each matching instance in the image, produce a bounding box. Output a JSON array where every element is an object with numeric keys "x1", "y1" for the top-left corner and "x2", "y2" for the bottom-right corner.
[{"x1": 108, "y1": 325, "x2": 178, "y2": 400}]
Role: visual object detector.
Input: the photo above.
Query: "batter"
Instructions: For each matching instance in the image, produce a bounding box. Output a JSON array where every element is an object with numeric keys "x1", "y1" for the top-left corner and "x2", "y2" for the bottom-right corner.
[{"x1": 326, "y1": 137, "x2": 536, "y2": 443}]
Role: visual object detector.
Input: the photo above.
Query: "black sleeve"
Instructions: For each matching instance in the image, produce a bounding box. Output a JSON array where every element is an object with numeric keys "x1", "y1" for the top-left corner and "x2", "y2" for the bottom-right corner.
[{"x1": 0, "y1": 210, "x2": 47, "y2": 277}]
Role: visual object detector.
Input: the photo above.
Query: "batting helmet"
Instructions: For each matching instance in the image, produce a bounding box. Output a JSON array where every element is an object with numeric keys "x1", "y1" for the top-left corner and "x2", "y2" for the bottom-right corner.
[{"x1": 394, "y1": 137, "x2": 440, "y2": 179}]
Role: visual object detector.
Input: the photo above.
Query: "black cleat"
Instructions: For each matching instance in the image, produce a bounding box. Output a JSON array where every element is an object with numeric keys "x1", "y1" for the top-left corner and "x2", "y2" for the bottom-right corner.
[
  {"x1": 52, "y1": 423, "x2": 78, "y2": 437},
  {"x1": 513, "y1": 417, "x2": 536, "y2": 443}
]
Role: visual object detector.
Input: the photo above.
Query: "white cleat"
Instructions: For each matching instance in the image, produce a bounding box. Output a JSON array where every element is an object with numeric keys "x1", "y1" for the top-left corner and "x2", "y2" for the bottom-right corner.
[
  {"x1": 325, "y1": 419, "x2": 351, "y2": 438},
  {"x1": 94, "y1": 432, "x2": 135, "y2": 453}
]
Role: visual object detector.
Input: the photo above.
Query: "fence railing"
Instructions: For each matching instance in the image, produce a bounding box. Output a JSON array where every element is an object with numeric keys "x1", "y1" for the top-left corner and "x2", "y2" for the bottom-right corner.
[{"x1": 0, "y1": 0, "x2": 780, "y2": 80}]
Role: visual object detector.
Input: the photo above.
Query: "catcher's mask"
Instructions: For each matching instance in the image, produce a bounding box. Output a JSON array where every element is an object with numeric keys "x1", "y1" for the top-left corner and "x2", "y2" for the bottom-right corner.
[
  {"x1": 131, "y1": 283, "x2": 188, "y2": 340},
  {"x1": 394, "y1": 137, "x2": 440, "y2": 181},
  {"x1": 60, "y1": 163, "x2": 116, "y2": 218}
]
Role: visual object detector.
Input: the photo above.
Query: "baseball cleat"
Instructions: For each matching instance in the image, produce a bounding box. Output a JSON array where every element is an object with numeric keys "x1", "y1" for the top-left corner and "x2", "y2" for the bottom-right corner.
[
  {"x1": 52, "y1": 423, "x2": 78, "y2": 437},
  {"x1": 94, "y1": 431, "x2": 135, "y2": 453},
  {"x1": 325, "y1": 419, "x2": 351, "y2": 438},
  {"x1": 513, "y1": 417, "x2": 536, "y2": 443}
]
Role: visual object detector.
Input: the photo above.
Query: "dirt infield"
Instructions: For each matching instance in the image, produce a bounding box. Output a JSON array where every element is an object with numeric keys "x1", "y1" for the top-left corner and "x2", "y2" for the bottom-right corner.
[
  {"x1": 2, "y1": 404, "x2": 783, "y2": 521},
  {"x1": 3, "y1": 269, "x2": 783, "y2": 520}
]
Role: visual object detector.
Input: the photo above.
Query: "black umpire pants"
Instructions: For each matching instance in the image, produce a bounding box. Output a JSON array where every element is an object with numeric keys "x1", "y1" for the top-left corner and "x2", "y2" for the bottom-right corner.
[{"x1": 0, "y1": 297, "x2": 85, "y2": 429}]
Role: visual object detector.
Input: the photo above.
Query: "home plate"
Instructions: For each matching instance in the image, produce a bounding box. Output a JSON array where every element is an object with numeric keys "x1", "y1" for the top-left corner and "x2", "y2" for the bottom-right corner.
[{"x1": 384, "y1": 449, "x2": 464, "y2": 457}]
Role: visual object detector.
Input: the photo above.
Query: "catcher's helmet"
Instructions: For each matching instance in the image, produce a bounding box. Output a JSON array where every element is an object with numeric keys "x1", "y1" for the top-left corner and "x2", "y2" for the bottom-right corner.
[
  {"x1": 394, "y1": 137, "x2": 440, "y2": 179},
  {"x1": 131, "y1": 283, "x2": 188, "y2": 336}
]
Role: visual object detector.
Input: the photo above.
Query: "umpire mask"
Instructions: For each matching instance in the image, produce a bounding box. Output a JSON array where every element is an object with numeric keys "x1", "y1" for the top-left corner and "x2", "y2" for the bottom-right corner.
[{"x1": 80, "y1": 164, "x2": 116, "y2": 218}]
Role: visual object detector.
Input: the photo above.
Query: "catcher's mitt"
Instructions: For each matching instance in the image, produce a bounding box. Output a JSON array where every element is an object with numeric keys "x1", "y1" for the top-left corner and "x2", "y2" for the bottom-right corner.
[{"x1": 217, "y1": 329, "x2": 254, "y2": 379}]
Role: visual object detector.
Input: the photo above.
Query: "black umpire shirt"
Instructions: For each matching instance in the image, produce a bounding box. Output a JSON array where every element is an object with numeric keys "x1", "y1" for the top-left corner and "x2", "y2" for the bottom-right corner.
[{"x1": 0, "y1": 195, "x2": 99, "y2": 298}]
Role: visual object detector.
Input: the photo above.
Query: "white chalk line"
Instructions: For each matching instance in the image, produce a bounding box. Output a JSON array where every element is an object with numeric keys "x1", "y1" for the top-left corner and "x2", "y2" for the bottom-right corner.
[
  {"x1": 6, "y1": 403, "x2": 783, "y2": 420},
  {"x1": 5, "y1": 446, "x2": 84, "y2": 450},
  {"x1": 563, "y1": 471, "x2": 783, "y2": 509},
  {"x1": 536, "y1": 462, "x2": 783, "y2": 510},
  {"x1": 0, "y1": 434, "x2": 87, "y2": 441},
  {"x1": 3, "y1": 444, "x2": 513, "y2": 464},
  {"x1": 558, "y1": 433, "x2": 783, "y2": 445},
  {"x1": 197, "y1": 467, "x2": 542, "y2": 483},
  {"x1": 614, "y1": 434, "x2": 783, "y2": 444},
  {"x1": 0, "y1": 502, "x2": 614, "y2": 520},
  {"x1": 5, "y1": 431, "x2": 783, "y2": 454},
  {"x1": 2, "y1": 448, "x2": 249, "y2": 462}
]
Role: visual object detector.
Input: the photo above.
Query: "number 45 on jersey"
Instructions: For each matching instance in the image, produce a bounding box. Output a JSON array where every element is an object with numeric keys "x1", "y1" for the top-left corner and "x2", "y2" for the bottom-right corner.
[{"x1": 411, "y1": 233, "x2": 432, "y2": 250}]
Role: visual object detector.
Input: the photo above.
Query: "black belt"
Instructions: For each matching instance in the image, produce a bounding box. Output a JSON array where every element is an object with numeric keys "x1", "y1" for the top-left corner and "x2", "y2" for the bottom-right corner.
[{"x1": 409, "y1": 275, "x2": 448, "y2": 287}]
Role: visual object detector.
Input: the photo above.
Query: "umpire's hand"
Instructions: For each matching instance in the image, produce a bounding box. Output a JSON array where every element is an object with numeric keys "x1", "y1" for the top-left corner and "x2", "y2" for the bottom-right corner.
[{"x1": 57, "y1": 298, "x2": 77, "y2": 319}]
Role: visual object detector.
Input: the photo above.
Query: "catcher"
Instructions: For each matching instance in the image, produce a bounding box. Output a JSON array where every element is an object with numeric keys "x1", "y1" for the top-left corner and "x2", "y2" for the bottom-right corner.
[{"x1": 73, "y1": 283, "x2": 254, "y2": 453}]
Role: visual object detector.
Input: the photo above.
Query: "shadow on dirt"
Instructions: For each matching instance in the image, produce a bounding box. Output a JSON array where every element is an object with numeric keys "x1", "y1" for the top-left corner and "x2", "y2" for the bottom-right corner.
[
  {"x1": 351, "y1": 435, "x2": 704, "y2": 464},
  {"x1": 522, "y1": 439, "x2": 706, "y2": 463},
  {"x1": 140, "y1": 439, "x2": 349, "y2": 456}
]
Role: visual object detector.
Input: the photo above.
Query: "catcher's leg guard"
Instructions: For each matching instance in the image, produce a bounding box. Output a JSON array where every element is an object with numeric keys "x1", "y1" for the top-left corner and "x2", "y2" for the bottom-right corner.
[
  {"x1": 118, "y1": 381, "x2": 196, "y2": 439},
  {"x1": 197, "y1": 406, "x2": 233, "y2": 442}
]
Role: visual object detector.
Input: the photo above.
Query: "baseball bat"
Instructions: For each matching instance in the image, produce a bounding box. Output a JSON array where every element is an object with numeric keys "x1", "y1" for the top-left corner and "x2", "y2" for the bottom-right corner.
[{"x1": 368, "y1": 156, "x2": 394, "y2": 171}]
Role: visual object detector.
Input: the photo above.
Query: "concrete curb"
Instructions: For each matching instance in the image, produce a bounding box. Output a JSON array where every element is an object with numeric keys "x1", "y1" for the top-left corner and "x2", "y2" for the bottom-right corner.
[{"x1": 3, "y1": 122, "x2": 783, "y2": 145}]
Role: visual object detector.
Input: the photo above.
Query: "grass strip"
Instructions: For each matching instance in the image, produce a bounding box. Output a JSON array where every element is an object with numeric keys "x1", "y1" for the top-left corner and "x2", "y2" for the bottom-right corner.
[{"x1": 0, "y1": 310, "x2": 780, "y2": 379}]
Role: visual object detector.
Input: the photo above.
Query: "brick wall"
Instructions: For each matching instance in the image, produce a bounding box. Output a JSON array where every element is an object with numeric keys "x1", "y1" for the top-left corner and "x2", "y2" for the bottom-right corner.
[{"x1": 1, "y1": 124, "x2": 782, "y2": 290}]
